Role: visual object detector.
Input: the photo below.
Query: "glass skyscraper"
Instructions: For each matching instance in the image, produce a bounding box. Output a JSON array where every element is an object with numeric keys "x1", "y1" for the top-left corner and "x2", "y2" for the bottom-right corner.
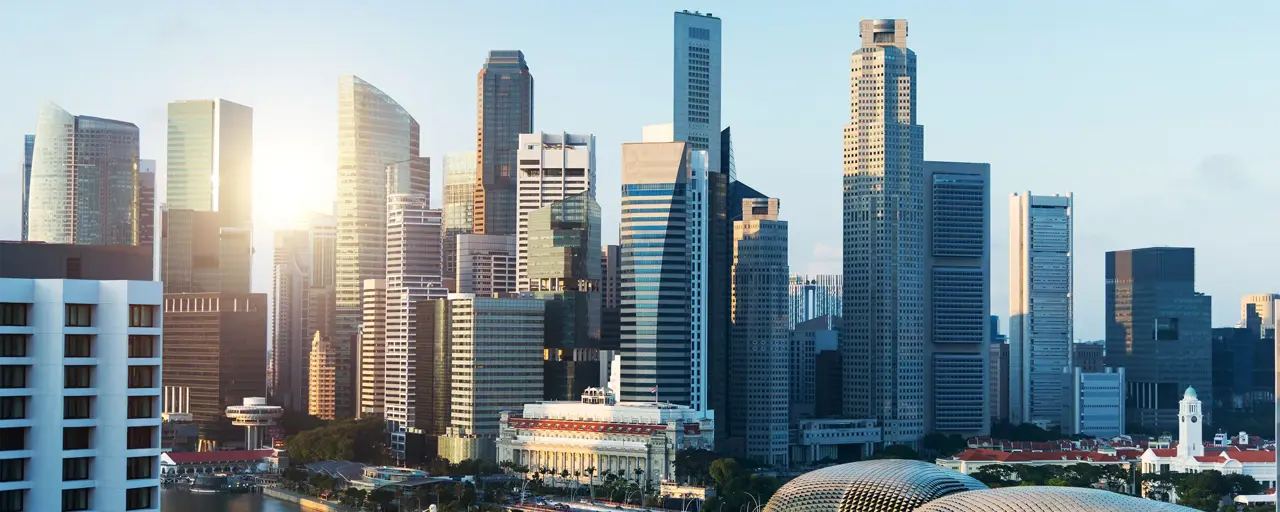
[
  {"x1": 166, "y1": 99, "x2": 254, "y2": 227},
  {"x1": 20, "y1": 134, "x2": 33, "y2": 241},
  {"x1": 444, "y1": 151, "x2": 476, "y2": 288},
  {"x1": 788, "y1": 274, "x2": 843, "y2": 328},
  {"x1": 1009, "y1": 192, "x2": 1072, "y2": 428},
  {"x1": 474, "y1": 50, "x2": 533, "y2": 237}
]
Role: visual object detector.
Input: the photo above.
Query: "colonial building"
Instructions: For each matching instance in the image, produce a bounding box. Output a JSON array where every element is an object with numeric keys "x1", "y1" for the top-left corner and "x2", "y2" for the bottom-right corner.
[
  {"x1": 1139, "y1": 387, "x2": 1276, "y2": 488},
  {"x1": 495, "y1": 388, "x2": 714, "y2": 485}
]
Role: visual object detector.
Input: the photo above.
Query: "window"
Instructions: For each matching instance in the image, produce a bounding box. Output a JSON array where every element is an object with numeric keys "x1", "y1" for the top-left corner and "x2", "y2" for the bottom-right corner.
[
  {"x1": 64, "y1": 304, "x2": 92, "y2": 327},
  {"x1": 0, "y1": 428, "x2": 26, "y2": 450},
  {"x1": 1154, "y1": 317, "x2": 1179, "y2": 341},
  {"x1": 0, "y1": 366, "x2": 26, "y2": 389},
  {"x1": 64, "y1": 335, "x2": 93, "y2": 358},
  {"x1": 64, "y1": 396, "x2": 92, "y2": 420},
  {"x1": 63, "y1": 427, "x2": 92, "y2": 450},
  {"x1": 64, "y1": 366, "x2": 92, "y2": 388},
  {"x1": 0, "y1": 304, "x2": 27, "y2": 327},
  {"x1": 0, "y1": 459, "x2": 22, "y2": 482},
  {"x1": 127, "y1": 366, "x2": 156, "y2": 388},
  {"x1": 129, "y1": 305, "x2": 156, "y2": 328},
  {"x1": 0, "y1": 490, "x2": 23, "y2": 512},
  {"x1": 126, "y1": 456, "x2": 154, "y2": 479},
  {"x1": 0, "y1": 335, "x2": 26, "y2": 357},
  {"x1": 62, "y1": 457, "x2": 91, "y2": 481},
  {"x1": 125, "y1": 487, "x2": 154, "y2": 510},
  {"x1": 127, "y1": 336, "x2": 155, "y2": 358},
  {"x1": 0, "y1": 397, "x2": 25, "y2": 420},
  {"x1": 62, "y1": 488, "x2": 90, "y2": 511},
  {"x1": 126, "y1": 426, "x2": 155, "y2": 450},
  {"x1": 127, "y1": 396, "x2": 155, "y2": 419}
]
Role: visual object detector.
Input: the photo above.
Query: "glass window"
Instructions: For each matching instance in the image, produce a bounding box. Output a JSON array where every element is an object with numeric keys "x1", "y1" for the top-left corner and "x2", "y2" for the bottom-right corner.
[
  {"x1": 0, "y1": 490, "x2": 23, "y2": 512},
  {"x1": 63, "y1": 427, "x2": 92, "y2": 450},
  {"x1": 127, "y1": 396, "x2": 155, "y2": 419},
  {"x1": 62, "y1": 457, "x2": 91, "y2": 481},
  {"x1": 64, "y1": 396, "x2": 92, "y2": 419},
  {"x1": 126, "y1": 456, "x2": 154, "y2": 479},
  {"x1": 0, "y1": 335, "x2": 27, "y2": 357},
  {"x1": 0, "y1": 366, "x2": 26, "y2": 388},
  {"x1": 64, "y1": 335, "x2": 93, "y2": 358},
  {"x1": 127, "y1": 426, "x2": 155, "y2": 450},
  {"x1": 0, "y1": 304, "x2": 28, "y2": 327},
  {"x1": 64, "y1": 366, "x2": 92, "y2": 388},
  {"x1": 127, "y1": 336, "x2": 155, "y2": 358},
  {"x1": 127, "y1": 366, "x2": 156, "y2": 388},
  {"x1": 0, "y1": 428, "x2": 24, "y2": 451},
  {"x1": 0, "y1": 458, "x2": 23, "y2": 482},
  {"x1": 129, "y1": 305, "x2": 156, "y2": 328},
  {"x1": 65, "y1": 304, "x2": 93, "y2": 327},
  {"x1": 62, "y1": 488, "x2": 90, "y2": 511},
  {"x1": 125, "y1": 487, "x2": 154, "y2": 510},
  {"x1": 0, "y1": 397, "x2": 25, "y2": 420}
]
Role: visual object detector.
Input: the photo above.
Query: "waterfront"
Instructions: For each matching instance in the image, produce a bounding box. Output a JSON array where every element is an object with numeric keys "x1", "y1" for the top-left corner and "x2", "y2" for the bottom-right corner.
[{"x1": 161, "y1": 488, "x2": 303, "y2": 512}]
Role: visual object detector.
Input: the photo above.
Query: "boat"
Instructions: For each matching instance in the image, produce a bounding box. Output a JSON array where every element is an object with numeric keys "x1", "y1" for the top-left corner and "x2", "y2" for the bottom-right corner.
[{"x1": 189, "y1": 474, "x2": 254, "y2": 493}]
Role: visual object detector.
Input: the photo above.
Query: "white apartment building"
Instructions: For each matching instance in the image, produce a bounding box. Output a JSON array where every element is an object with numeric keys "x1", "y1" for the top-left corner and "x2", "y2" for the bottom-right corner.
[
  {"x1": 515, "y1": 132, "x2": 595, "y2": 291},
  {"x1": 1009, "y1": 192, "x2": 1073, "y2": 428},
  {"x1": 0, "y1": 279, "x2": 163, "y2": 512}
]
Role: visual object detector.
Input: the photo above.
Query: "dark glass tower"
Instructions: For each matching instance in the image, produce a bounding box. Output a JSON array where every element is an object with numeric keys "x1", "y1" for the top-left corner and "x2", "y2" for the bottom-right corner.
[{"x1": 474, "y1": 50, "x2": 534, "y2": 237}]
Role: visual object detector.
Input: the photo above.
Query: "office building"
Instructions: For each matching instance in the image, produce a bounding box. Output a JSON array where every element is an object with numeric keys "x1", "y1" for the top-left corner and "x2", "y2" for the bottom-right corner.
[
  {"x1": 1008, "y1": 192, "x2": 1073, "y2": 428},
  {"x1": 27, "y1": 103, "x2": 140, "y2": 246},
  {"x1": 359, "y1": 279, "x2": 387, "y2": 419},
  {"x1": 439, "y1": 294, "x2": 544, "y2": 462},
  {"x1": 515, "y1": 132, "x2": 596, "y2": 291},
  {"x1": 788, "y1": 275, "x2": 842, "y2": 329},
  {"x1": 308, "y1": 213, "x2": 337, "y2": 289},
  {"x1": 165, "y1": 99, "x2": 253, "y2": 225},
  {"x1": 1240, "y1": 294, "x2": 1279, "y2": 330},
  {"x1": 1212, "y1": 313, "x2": 1274, "y2": 411},
  {"x1": 791, "y1": 315, "x2": 838, "y2": 422},
  {"x1": 815, "y1": 319, "x2": 844, "y2": 419},
  {"x1": 335, "y1": 75, "x2": 428, "y2": 418},
  {"x1": 842, "y1": 19, "x2": 925, "y2": 443},
  {"x1": 160, "y1": 209, "x2": 251, "y2": 294},
  {"x1": 308, "y1": 333, "x2": 339, "y2": 421},
  {"x1": 444, "y1": 152, "x2": 477, "y2": 290},
  {"x1": 729, "y1": 197, "x2": 789, "y2": 465},
  {"x1": 455, "y1": 234, "x2": 516, "y2": 296},
  {"x1": 137, "y1": 160, "x2": 156, "y2": 250},
  {"x1": 673, "y1": 10, "x2": 722, "y2": 179},
  {"x1": 20, "y1": 134, "x2": 34, "y2": 241},
  {"x1": 1104, "y1": 247, "x2": 1212, "y2": 432},
  {"x1": 398, "y1": 299, "x2": 451, "y2": 463},
  {"x1": 0, "y1": 278, "x2": 163, "y2": 512},
  {"x1": 1062, "y1": 367, "x2": 1125, "y2": 438},
  {"x1": 270, "y1": 229, "x2": 310, "y2": 412},
  {"x1": 989, "y1": 342, "x2": 1009, "y2": 424},
  {"x1": 473, "y1": 51, "x2": 534, "y2": 237},
  {"x1": 1073, "y1": 342, "x2": 1105, "y2": 373},
  {"x1": 923, "y1": 161, "x2": 990, "y2": 435},
  {"x1": 0, "y1": 242, "x2": 151, "y2": 281},
  {"x1": 162, "y1": 293, "x2": 267, "y2": 443}
]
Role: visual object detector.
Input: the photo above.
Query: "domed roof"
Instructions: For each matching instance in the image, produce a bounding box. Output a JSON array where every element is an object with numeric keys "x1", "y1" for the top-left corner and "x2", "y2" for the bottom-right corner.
[
  {"x1": 915, "y1": 486, "x2": 1199, "y2": 511},
  {"x1": 1184, "y1": 386, "x2": 1197, "y2": 399},
  {"x1": 762, "y1": 459, "x2": 987, "y2": 512}
]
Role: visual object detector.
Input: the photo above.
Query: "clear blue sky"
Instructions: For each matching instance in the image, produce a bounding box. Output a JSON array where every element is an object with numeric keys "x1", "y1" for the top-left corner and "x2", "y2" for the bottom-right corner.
[{"x1": 2, "y1": 1, "x2": 1277, "y2": 339}]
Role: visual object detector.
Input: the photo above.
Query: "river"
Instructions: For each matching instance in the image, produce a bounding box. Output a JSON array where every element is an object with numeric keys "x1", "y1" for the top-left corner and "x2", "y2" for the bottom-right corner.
[{"x1": 161, "y1": 488, "x2": 303, "y2": 512}]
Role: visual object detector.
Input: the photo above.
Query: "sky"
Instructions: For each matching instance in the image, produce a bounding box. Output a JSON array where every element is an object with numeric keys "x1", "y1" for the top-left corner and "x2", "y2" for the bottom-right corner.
[{"x1": 1, "y1": 1, "x2": 1278, "y2": 340}]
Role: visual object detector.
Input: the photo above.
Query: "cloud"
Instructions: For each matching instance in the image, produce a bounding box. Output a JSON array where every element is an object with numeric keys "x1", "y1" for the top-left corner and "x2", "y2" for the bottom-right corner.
[
  {"x1": 803, "y1": 242, "x2": 841, "y2": 275},
  {"x1": 1192, "y1": 154, "x2": 1251, "y2": 190}
]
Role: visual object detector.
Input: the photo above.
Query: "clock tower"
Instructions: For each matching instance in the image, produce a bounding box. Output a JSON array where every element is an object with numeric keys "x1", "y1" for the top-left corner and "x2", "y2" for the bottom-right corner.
[{"x1": 1176, "y1": 386, "x2": 1204, "y2": 458}]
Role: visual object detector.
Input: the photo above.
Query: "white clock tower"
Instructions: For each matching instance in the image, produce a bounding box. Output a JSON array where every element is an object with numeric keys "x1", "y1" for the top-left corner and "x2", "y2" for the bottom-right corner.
[{"x1": 1176, "y1": 386, "x2": 1204, "y2": 459}]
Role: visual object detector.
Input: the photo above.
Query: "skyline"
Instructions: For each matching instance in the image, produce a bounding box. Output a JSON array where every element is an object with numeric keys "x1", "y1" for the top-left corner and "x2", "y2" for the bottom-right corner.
[{"x1": 2, "y1": 2, "x2": 1278, "y2": 338}]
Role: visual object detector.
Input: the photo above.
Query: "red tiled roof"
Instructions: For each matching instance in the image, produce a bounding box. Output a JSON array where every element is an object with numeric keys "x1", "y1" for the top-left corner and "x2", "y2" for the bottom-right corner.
[
  {"x1": 1226, "y1": 450, "x2": 1276, "y2": 463},
  {"x1": 1194, "y1": 455, "x2": 1222, "y2": 463},
  {"x1": 1149, "y1": 448, "x2": 1177, "y2": 458},
  {"x1": 165, "y1": 450, "x2": 273, "y2": 464},
  {"x1": 508, "y1": 418, "x2": 700, "y2": 435},
  {"x1": 952, "y1": 449, "x2": 1122, "y2": 463}
]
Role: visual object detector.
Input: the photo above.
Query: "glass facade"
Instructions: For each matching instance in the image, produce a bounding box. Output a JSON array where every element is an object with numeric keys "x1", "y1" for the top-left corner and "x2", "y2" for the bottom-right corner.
[
  {"x1": 764, "y1": 459, "x2": 987, "y2": 512},
  {"x1": 474, "y1": 51, "x2": 533, "y2": 237},
  {"x1": 21, "y1": 134, "x2": 33, "y2": 241},
  {"x1": 165, "y1": 99, "x2": 253, "y2": 226},
  {"x1": 444, "y1": 152, "x2": 477, "y2": 285}
]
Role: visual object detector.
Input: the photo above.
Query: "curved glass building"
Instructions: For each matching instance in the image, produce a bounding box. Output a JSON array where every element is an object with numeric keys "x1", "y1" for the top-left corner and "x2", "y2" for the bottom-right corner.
[
  {"x1": 915, "y1": 486, "x2": 1197, "y2": 511},
  {"x1": 762, "y1": 459, "x2": 986, "y2": 512}
]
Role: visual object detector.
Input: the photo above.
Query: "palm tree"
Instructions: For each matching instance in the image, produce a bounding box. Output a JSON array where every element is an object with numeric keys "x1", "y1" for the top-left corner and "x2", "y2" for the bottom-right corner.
[
  {"x1": 584, "y1": 467, "x2": 597, "y2": 499},
  {"x1": 634, "y1": 468, "x2": 645, "y2": 492},
  {"x1": 561, "y1": 469, "x2": 571, "y2": 491}
]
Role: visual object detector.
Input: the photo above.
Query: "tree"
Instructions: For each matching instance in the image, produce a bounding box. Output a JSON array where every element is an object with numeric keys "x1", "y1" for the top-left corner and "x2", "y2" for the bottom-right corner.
[
  {"x1": 366, "y1": 488, "x2": 395, "y2": 512},
  {"x1": 972, "y1": 465, "x2": 1018, "y2": 488},
  {"x1": 584, "y1": 466, "x2": 597, "y2": 499},
  {"x1": 339, "y1": 488, "x2": 367, "y2": 508},
  {"x1": 709, "y1": 458, "x2": 741, "y2": 488},
  {"x1": 675, "y1": 448, "x2": 717, "y2": 485},
  {"x1": 871, "y1": 444, "x2": 920, "y2": 460},
  {"x1": 922, "y1": 433, "x2": 968, "y2": 457},
  {"x1": 285, "y1": 418, "x2": 388, "y2": 464}
]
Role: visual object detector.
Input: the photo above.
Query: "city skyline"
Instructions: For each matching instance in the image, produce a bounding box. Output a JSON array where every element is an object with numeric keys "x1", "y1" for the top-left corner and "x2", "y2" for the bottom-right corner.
[{"x1": 2, "y1": 3, "x2": 1277, "y2": 338}]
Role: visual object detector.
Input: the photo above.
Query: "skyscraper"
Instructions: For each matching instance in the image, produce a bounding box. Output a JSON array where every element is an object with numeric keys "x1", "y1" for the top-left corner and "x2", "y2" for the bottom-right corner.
[
  {"x1": 20, "y1": 134, "x2": 33, "y2": 241},
  {"x1": 673, "y1": 10, "x2": 721, "y2": 176},
  {"x1": 1240, "y1": 294, "x2": 1280, "y2": 330},
  {"x1": 1104, "y1": 247, "x2": 1211, "y2": 432},
  {"x1": 308, "y1": 333, "x2": 339, "y2": 421},
  {"x1": 27, "y1": 103, "x2": 140, "y2": 245},
  {"x1": 729, "y1": 197, "x2": 789, "y2": 466},
  {"x1": 841, "y1": 19, "x2": 925, "y2": 444},
  {"x1": 619, "y1": 141, "x2": 698, "y2": 404},
  {"x1": 1009, "y1": 192, "x2": 1073, "y2": 428},
  {"x1": 308, "y1": 213, "x2": 337, "y2": 289},
  {"x1": 601, "y1": 244, "x2": 622, "y2": 353},
  {"x1": 924, "y1": 161, "x2": 990, "y2": 436},
  {"x1": 474, "y1": 51, "x2": 533, "y2": 237},
  {"x1": 165, "y1": 99, "x2": 254, "y2": 226},
  {"x1": 335, "y1": 74, "x2": 427, "y2": 418},
  {"x1": 515, "y1": 132, "x2": 596, "y2": 291},
  {"x1": 788, "y1": 275, "x2": 842, "y2": 328},
  {"x1": 455, "y1": 234, "x2": 517, "y2": 296},
  {"x1": 271, "y1": 229, "x2": 311, "y2": 412},
  {"x1": 444, "y1": 152, "x2": 477, "y2": 290},
  {"x1": 138, "y1": 160, "x2": 157, "y2": 249},
  {"x1": 359, "y1": 279, "x2": 388, "y2": 418}
]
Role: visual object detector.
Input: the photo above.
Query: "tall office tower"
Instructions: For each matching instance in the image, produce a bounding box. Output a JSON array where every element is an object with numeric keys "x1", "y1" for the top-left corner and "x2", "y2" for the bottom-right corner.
[
  {"x1": 308, "y1": 213, "x2": 337, "y2": 289},
  {"x1": 619, "y1": 142, "x2": 699, "y2": 404},
  {"x1": 704, "y1": 127, "x2": 731, "y2": 426},
  {"x1": 455, "y1": 234, "x2": 517, "y2": 295},
  {"x1": 0, "y1": 279, "x2": 163, "y2": 512},
  {"x1": 308, "y1": 333, "x2": 339, "y2": 420},
  {"x1": 841, "y1": 19, "x2": 925, "y2": 444},
  {"x1": 790, "y1": 315, "x2": 838, "y2": 422},
  {"x1": 601, "y1": 245, "x2": 622, "y2": 352},
  {"x1": 359, "y1": 279, "x2": 388, "y2": 418},
  {"x1": 527, "y1": 192, "x2": 602, "y2": 400},
  {"x1": 384, "y1": 193, "x2": 446, "y2": 457},
  {"x1": 673, "y1": 10, "x2": 722, "y2": 177},
  {"x1": 162, "y1": 293, "x2": 268, "y2": 444},
  {"x1": 160, "y1": 209, "x2": 249, "y2": 293},
  {"x1": 1241, "y1": 294, "x2": 1280, "y2": 330},
  {"x1": 20, "y1": 134, "x2": 34, "y2": 241},
  {"x1": 271, "y1": 229, "x2": 311, "y2": 412},
  {"x1": 989, "y1": 341, "x2": 1010, "y2": 423},
  {"x1": 787, "y1": 275, "x2": 843, "y2": 328},
  {"x1": 729, "y1": 197, "x2": 789, "y2": 466},
  {"x1": 473, "y1": 51, "x2": 534, "y2": 237},
  {"x1": 1104, "y1": 247, "x2": 1212, "y2": 432},
  {"x1": 924, "y1": 161, "x2": 990, "y2": 436},
  {"x1": 335, "y1": 75, "x2": 427, "y2": 419},
  {"x1": 1008, "y1": 192, "x2": 1073, "y2": 428},
  {"x1": 444, "y1": 152, "x2": 477, "y2": 290},
  {"x1": 440, "y1": 294, "x2": 544, "y2": 462},
  {"x1": 27, "y1": 103, "x2": 140, "y2": 245},
  {"x1": 515, "y1": 132, "x2": 596, "y2": 291},
  {"x1": 401, "y1": 299, "x2": 452, "y2": 463},
  {"x1": 166, "y1": 99, "x2": 253, "y2": 225},
  {"x1": 137, "y1": 160, "x2": 156, "y2": 249}
]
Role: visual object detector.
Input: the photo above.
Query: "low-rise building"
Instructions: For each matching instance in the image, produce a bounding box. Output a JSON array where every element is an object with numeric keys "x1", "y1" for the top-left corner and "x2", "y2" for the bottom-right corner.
[
  {"x1": 937, "y1": 448, "x2": 1136, "y2": 475},
  {"x1": 159, "y1": 449, "x2": 284, "y2": 477},
  {"x1": 1139, "y1": 387, "x2": 1276, "y2": 488}
]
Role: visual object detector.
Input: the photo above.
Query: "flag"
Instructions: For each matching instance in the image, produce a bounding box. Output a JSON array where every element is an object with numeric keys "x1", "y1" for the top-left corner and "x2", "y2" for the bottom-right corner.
[{"x1": 649, "y1": 386, "x2": 658, "y2": 394}]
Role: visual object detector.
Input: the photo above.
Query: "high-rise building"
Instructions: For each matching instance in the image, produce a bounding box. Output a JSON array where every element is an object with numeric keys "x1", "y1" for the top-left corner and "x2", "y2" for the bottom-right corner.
[
  {"x1": 1240, "y1": 294, "x2": 1280, "y2": 330},
  {"x1": 704, "y1": 127, "x2": 731, "y2": 427},
  {"x1": 619, "y1": 142, "x2": 697, "y2": 404},
  {"x1": 161, "y1": 209, "x2": 251, "y2": 294},
  {"x1": 335, "y1": 75, "x2": 427, "y2": 419},
  {"x1": 359, "y1": 279, "x2": 388, "y2": 419},
  {"x1": 27, "y1": 103, "x2": 140, "y2": 246},
  {"x1": 815, "y1": 317, "x2": 844, "y2": 419},
  {"x1": 788, "y1": 275, "x2": 842, "y2": 329},
  {"x1": 841, "y1": 19, "x2": 925, "y2": 444},
  {"x1": 1072, "y1": 342, "x2": 1105, "y2": 373},
  {"x1": 924, "y1": 161, "x2": 990, "y2": 436},
  {"x1": 20, "y1": 134, "x2": 34, "y2": 241},
  {"x1": 516, "y1": 132, "x2": 596, "y2": 291},
  {"x1": 308, "y1": 213, "x2": 337, "y2": 289},
  {"x1": 474, "y1": 51, "x2": 534, "y2": 237},
  {"x1": 673, "y1": 10, "x2": 721, "y2": 176},
  {"x1": 527, "y1": 192, "x2": 602, "y2": 401},
  {"x1": 989, "y1": 341, "x2": 1010, "y2": 424},
  {"x1": 0, "y1": 279, "x2": 163, "y2": 512},
  {"x1": 308, "y1": 333, "x2": 339, "y2": 421},
  {"x1": 1104, "y1": 247, "x2": 1212, "y2": 432},
  {"x1": 444, "y1": 152, "x2": 477, "y2": 290},
  {"x1": 165, "y1": 99, "x2": 253, "y2": 225},
  {"x1": 401, "y1": 299, "x2": 452, "y2": 463},
  {"x1": 790, "y1": 315, "x2": 838, "y2": 422},
  {"x1": 455, "y1": 234, "x2": 516, "y2": 296},
  {"x1": 1063, "y1": 367, "x2": 1125, "y2": 438},
  {"x1": 729, "y1": 197, "x2": 789, "y2": 465},
  {"x1": 601, "y1": 245, "x2": 622, "y2": 352},
  {"x1": 162, "y1": 293, "x2": 268, "y2": 444},
  {"x1": 271, "y1": 229, "x2": 311, "y2": 412},
  {"x1": 1008, "y1": 192, "x2": 1073, "y2": 428},
  {"x1": 137, "y1": 160, "x2": 157, "y2": 250}
]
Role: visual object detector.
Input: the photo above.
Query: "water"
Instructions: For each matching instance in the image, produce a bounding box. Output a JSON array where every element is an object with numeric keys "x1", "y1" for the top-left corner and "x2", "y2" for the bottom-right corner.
[{"x1": 161, "y1": 488, "x2": 303, "y2": 512}]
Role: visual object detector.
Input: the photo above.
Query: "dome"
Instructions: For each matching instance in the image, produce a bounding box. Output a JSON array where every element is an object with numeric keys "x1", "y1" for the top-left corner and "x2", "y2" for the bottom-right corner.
[
  {"x1": 1184, "y1": 386, "x2": 1197, "y2": 399},
  {"x1": 915, "y1": 486, "x2": 1199, "y2": 511},
  {"x1": 762, "y1": 459, "x2": 987, "y2": 512}
]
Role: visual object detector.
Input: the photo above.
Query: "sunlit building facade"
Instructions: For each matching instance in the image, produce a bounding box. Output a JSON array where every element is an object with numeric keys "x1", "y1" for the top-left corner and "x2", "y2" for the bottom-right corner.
[
  {"x1": 515, "y1": 132, "x2": 596, "y2": 292},
  {"x1": 787, "y1": 274, "x2": 841, "y2": 329},
  {"x1": 165, "y1": 99, "x2": 254, "y2": 226},
  {"x1": 444, "y1": 152, "x2": 476, "y2": 290},
  {"x1": 474, "y1": 51, "x2": 533, "y2": 237}
]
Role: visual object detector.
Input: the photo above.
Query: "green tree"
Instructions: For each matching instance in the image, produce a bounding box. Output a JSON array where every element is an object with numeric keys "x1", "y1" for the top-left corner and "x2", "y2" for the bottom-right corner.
[
  {"x1": 972, "y1": 465, "x2": 1018, "y2": 488},
  {"x1": 871, "y1": 444, "x2": 920, "y2": 460},
  {"x1": 366, "y1": 488, "x2": 395, "y2": 511},
  {"x1": 675, "y1": 448, "x2": 717, "y2": 485},
  {"x1": 709, "y1": 458, "x2": 742, "y2": 488}
]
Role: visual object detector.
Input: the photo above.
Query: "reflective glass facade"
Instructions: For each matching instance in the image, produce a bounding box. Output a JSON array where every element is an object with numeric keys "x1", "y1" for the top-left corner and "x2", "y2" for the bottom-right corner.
[
  {"x1": 165, "y1": 99, "x2": 253, "y2": 226},
  {"x1": 1009, "y1": 193, "x2": 1072, "y2": 427},
  {"x1": 21, "y1": 134, "x2": 33, "y2": 241},
  {"x1": 474, "y1": 51, "x2": 533, "y2": 237},
  {"x1": 444, "y1": 152, "x2": 477, "y2": 285}
]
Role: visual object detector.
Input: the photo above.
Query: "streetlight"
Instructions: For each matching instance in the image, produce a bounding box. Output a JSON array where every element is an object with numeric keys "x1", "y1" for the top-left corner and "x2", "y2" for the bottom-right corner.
[{"x1": 739, "y1": 491, "x2": 761, "y2": 512}]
